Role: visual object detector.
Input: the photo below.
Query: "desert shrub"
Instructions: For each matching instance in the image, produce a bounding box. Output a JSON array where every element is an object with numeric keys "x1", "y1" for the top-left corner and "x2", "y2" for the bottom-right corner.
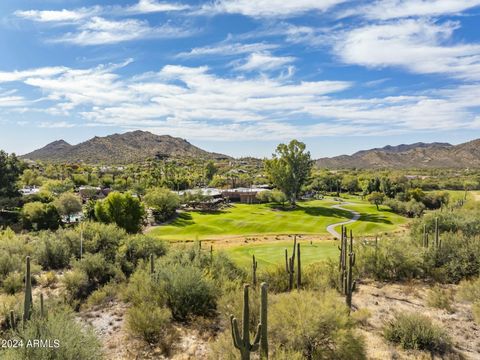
[
  {"x1": 116, "y1": 234, "x2": 167, "y2": 276},
  {"x1": 472, "y1": 302, "x2": 480, "y2": 324},
  {"x1": 302, "y1": 259, "x2": 338, "y2": 291},
  {"x1": 269, "y1": 290, "x2": 366, "y2": 359},
  {"x1": 422, "y1": 232, "x2": 480, "y2": 283},
  {"x1": 155, "y1": 264, "x2": 217, "y2": 320},
  {"x1": 2, "y1": 308, "x2": 102, "y2": 360},
  {"x1": 383, "y1": 312, "x2": 451, "y2": 354},
  {"x1": 412, "y1": 207, "x2": 480, "y2": 239},
  {"x1": 0, "y1": 253, "x2": 23, "y2": 282},
  {"x1": 351, "y1": 308, "x2": 371, "y2": 326},
  {"x1": 356, "y1": 237, "x2": 423, "y2": 281},
  {"x1": 77, "y1": 222, "x2": 127, "y2": 261},
  {"x1": 34, "y1": 233, "x2": 71, "y2": 269},
  {"x1": 457, "y1": 277, "x2": 480, "y2": 302},
  {"x1": 210, "y1": 251, "x2": 246, "y2": 283},
  {"x1": 426, "y1": 286, "x2": 454, "y2": 313},
  {"x1": 217, "y1": 283, "x2": 261, "y2": 331},
  {"x1": 2, "y1": 271, "x2": 23, "y2": 294},
  {"x1": 83, "y1": 282, "x2": 117, "y2": 310},
  {"x1": 63, "y1": 253, "x2": 118, "y2": 302},
  {"x1": 121, "y1": 268, "x2": 166, "y2": 307},
  {"x1": 62, "y1": 268, "x2": 89, "y2": 303},
  {"x1": 259, "y1": 265, "x2": 290, "y2": 293},
  {"x1": 208, "y1": 329, "x2": 239, "y2": 360},
  {"x1": 0, "y1": 293, "x2": 21, "y2": 327},
  {"x1": 38, "y1": 271, "x2": 58, "y2": 287},
  {"x1": 126, "y1": 302, "x2": 176, "y2": 351}
]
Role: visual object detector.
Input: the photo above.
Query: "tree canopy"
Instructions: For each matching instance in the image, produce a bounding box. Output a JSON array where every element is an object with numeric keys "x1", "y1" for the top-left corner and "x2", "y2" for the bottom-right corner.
[{"x1": 265, "y1": 140, "x2": 313, "y2": 205}]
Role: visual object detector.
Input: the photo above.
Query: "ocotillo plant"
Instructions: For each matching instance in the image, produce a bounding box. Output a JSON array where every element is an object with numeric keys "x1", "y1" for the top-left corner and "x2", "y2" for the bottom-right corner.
[
  {"x1": 344, "y1": 230, "x2": 356, "y2": 310},
  {"x1": 210, "y1": 245, "x2": 213, "y2": 264},
  {"x1": 23, "y1": 256, "x2": 33, "y2": 325},
  {"x1": 252, "y1": 255, "x2": 258, "y2": 287},
  {"x1": 260, "y1": 282, "x2": 268, "y2": 359},
  {"x1": 230, "y1": 284, "x2": 262, "y2": 360}
]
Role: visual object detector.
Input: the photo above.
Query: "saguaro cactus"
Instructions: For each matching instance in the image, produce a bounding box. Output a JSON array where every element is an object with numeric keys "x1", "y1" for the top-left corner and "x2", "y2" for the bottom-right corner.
[
  {"x1": 40, "y1": 292, "x2": 45, "y2": 318},
  {"x1": 260, "y1": 282, "x2": 268, "y2": 359},
  {"x1": 23, "y1": 256, "x2": 33, "y2": 325},
  {"x1": 252, "y1": 255, "x2": 258, "y2": 287},
  {"x1": 230, "y1": 284, "x2": 262, "y2": 360},
  {"x1": 10, "y1": 310, "x2": 15, "y2": 330},
  {"x1": 434, "y1": 217, "x2": 441, "y2": 248},
  {"x1": 345, "y1": 231, "x2": 356, "y2": 310},
  {"x1": 338, "y1": 226, "x2": 348, "y2": 294},
  {"x1": 285, "y1": 236, "x2": 301, "y2": 291},
  {"x1": 150, "y1": 254, "x2": 155, "y2": 275}
]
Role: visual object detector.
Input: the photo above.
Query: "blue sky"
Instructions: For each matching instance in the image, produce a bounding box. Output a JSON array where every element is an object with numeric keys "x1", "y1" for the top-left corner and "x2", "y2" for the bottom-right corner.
[{"x1": 1, "y1": 0, "x2": 480, "y2": 158}]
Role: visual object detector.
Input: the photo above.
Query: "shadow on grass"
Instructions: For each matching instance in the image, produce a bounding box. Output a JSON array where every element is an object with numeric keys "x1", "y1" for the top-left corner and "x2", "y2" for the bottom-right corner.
[
  {"x1": 357, "y1": 212, "x2": 393, "y2": 225},
  {"x1": 168, "y1": 212, "x2": 195, "y2": 227}
]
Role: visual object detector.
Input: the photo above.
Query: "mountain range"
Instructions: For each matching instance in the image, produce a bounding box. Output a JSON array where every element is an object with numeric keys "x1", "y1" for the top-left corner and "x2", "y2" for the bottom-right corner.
[
  {"x1": 22, "y1": 131, "x2": 230, "y2": 164},
  {"x1": 22, "y1": 131, "x2": 480, "y2": 168},
  {"x1": 316, "y1": 139, "x2": 480, "y2": 169}
]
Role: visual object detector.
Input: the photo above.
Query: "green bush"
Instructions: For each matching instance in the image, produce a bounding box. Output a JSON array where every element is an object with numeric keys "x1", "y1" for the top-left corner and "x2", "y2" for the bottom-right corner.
[
  {"x1": 116, "y1": 234, "x2": 167, "y2": 276},
  {"x1": 422, "y1": 232, "x2": 480, "y2": 283},
  {"x1": 356, "y1": 237, "x2": 423, "y2": 281},
  {"x1": 269, "y1": 290, "x2": 365, "y2": 359},
  {"x1": 34, "y1": 233, "x2": 71, "y2": 270},
  {"x1": 2, "y1": 308, "x2": 102, "y2": 360},
  {"x1": 94, "y1": 191, "x2": 145, "y2": 233},
  {"x1": 144, "y1": 187, "x2": 179, "y2": 222},
  {"x1": 383, "y1": 312, "x2": 451, "y2": 354},
  {"x1": 121, "y1": 268, "x2": 166, "y2": 307},
  {"x1": 126, "y1": 302, "x2": 176, "y2": 351},
  {"x1": 2, "y1": 271, "x2": 23, "y2": 294},
  {"x1": 63, "y1": 253, "x2": 118, "y2": 302},
  {"x1": 155, "y1": 264, "x2": 217, "y2": 320}
]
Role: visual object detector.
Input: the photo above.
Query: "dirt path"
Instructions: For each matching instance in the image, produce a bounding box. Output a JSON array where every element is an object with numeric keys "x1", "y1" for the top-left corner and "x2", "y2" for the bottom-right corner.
[{"x1": 326, "y1": 203, "x2": 361, "y2": 238}]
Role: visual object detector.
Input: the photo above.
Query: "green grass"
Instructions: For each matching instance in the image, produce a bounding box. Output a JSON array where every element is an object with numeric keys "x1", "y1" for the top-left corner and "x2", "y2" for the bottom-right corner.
[
  {"x1": 224, "y1": 239, "x2": 338, "y2": 268},
  {"x1": 337, "y1": 202, "x2": 408, "y2": 235},
  {"x1": 149, "y1": 197, "x2": 407, "y2": 241}
]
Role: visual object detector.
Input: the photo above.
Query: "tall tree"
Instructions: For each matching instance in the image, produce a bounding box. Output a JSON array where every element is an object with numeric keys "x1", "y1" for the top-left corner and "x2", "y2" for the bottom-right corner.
[
  {"x1": 94, "y1": 192, "x2": 145, "y2": 233},
  {"x1": 265, "y1": 140, "x2": 313, "y2": 205},
  {"x1": 0, "y1": 151, "x2": 23, "y2": 209}
]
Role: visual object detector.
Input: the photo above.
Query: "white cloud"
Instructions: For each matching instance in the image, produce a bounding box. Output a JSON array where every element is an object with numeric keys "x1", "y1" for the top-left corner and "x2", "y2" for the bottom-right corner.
[
  {"x1": 14, "y1": 1, "x2": 188, "y2": 23},
  {"x1": 356, "y1": 0, "x2": 480, "y2": 20},
  {"x1": 334, "y1": 19, "x2": 480, "y2": 80},
  {"x1": 14, "y1": 7, "x2": 100, "y2": 23},
  {"x1": 203, "y1": 0, "x2": 348, "y2": 18},
  {"x1": 177, "y1": 42, "x2": 279, "y2": 58},
  {"x1": 234, "y1": 52, "x2": 296, "y2": 72},
  {"x1": 52, "y1": 17, "x2": 192, "y2": 45},
  {"x1": 3, "y1": 61, "x2": 480, "y2": 140},
  {"x1": 124, "y1": 0, "x2": 190, "y2": 14},
  {"x1": 0, "y1": 67, "x2": 68, "y2": 83}
]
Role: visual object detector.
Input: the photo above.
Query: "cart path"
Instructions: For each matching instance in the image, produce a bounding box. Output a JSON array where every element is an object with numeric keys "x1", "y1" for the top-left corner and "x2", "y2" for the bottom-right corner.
[{"x1": 326, "y1": 203, "x2": 361, "y2": 238}]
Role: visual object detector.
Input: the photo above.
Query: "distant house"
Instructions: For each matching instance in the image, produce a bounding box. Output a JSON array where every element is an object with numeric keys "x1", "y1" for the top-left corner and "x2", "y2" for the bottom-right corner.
[
  {"x1": 221, "y1": 187, "x2": 268, "y2": 203},
  {"x1": 20, "y1": 186, "x2": 40, "y2": 196}
]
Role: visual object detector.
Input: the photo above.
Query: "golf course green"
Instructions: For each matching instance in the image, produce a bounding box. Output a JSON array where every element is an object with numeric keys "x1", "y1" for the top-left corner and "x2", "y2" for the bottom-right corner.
[
  {"x1": 224, "y1": 239, "x2": 338, "y2": 268},
  {"x1": 149, "y1": 197, "x2": 407, "y2": 241}
]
